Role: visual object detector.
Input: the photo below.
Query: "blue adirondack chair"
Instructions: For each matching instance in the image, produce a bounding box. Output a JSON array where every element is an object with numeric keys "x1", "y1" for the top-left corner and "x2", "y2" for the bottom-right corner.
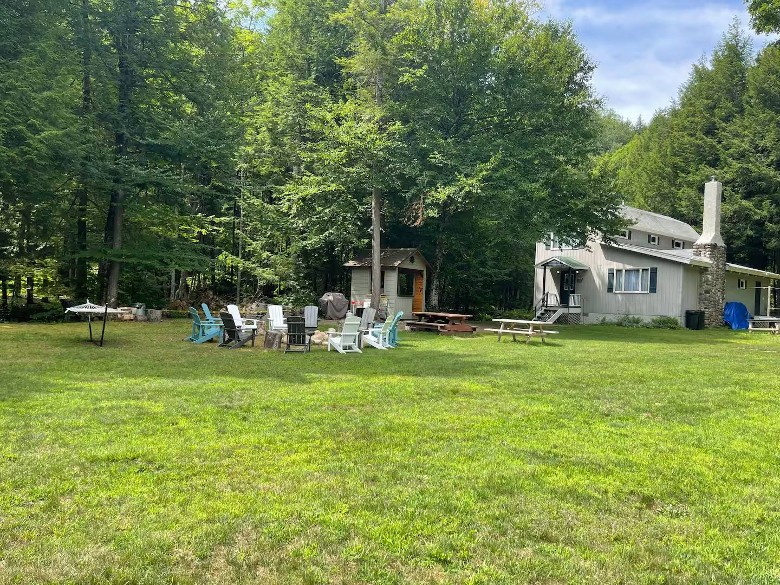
[
  {"x1": 201, "y1": 303, "x2": 222, "y2": 324},
  {"x1": 387, "y1": 311, "x2": 404, "y2": 347},
  {"x1": 187, "y1": 307, "x2": 222, "y2": 344}
]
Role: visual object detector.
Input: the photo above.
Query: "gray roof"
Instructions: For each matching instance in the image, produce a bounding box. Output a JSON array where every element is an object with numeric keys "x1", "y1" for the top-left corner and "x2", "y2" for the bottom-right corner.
[
  {"x1": 726, "y1": 263, "x2": 780, "y2": 279},
  {"x1": 344, "y1": 248, "x2": 430, "y2": 269},
  {"x1": 608, "y1": 242, "x2": 712, "y2": 267},
  {"x1": 610, "y1": 243, "x2": 780, "y2": 279},
  {"x1": 620, "y1": 205, "x2": 701, "y2": 241}
]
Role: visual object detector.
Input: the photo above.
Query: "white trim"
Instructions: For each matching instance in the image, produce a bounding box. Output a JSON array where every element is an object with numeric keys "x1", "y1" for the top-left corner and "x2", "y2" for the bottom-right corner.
[
  {"x1": 673, "y1": 239, "x2": 684, "y2": 249},
  {"x1": 648, "y1": 234, "x2": 659, "y2": 245},
  {"x1": 607, "y1": 242, "x2": 712, "y2": 267},
  {"x1": 726, "y1": 263, "x2": 780, "y2": 279},
  {"x1": 613, "y1": 267, "x2": 651, "y2": 293},
  {"x1": 738, "y1": 278, "x2": 747, "y2": 290}
]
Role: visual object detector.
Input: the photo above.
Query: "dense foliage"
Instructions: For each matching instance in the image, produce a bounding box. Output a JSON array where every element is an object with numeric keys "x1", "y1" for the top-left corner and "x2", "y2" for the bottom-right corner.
[
  {"x1": 598, "y1": 21, "x2": 780, "y2": 272},
  {"x1": 0, "y1": 0, "x2": 638, "y2": 315}
]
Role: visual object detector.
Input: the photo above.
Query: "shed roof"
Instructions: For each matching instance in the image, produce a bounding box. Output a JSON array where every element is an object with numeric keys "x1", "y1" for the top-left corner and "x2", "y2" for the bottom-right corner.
[
  {"x1": 620, "y1": 205, "x2": 701, "y2": 241},
  {"x1": 344, "y1": 248, "x2": 430, "y2": 269}
]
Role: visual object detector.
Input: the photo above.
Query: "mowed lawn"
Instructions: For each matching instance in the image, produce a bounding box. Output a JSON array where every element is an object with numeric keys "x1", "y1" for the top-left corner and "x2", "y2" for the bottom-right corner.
[{"x1": 1, "y1": 321, "x2": 780, "y2": 584}]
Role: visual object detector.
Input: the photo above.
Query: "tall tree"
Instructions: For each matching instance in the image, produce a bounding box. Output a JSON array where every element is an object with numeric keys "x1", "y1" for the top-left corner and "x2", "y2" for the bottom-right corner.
[{"x1": 746, "y1": 0, "x2": 780, "y2": 33}]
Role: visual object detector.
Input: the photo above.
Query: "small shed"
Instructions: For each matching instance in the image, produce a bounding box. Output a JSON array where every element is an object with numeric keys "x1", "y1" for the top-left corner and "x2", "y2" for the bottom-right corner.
[{"x1": 344, "y1": 248, "x2": 429, "y2": 318}]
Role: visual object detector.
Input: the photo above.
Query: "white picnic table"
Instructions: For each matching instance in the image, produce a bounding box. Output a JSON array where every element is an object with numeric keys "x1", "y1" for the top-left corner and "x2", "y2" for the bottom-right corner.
[
  {"x1": 748, "y1": 317, "x2": 780, "y2": 334},
  {"x1": 484, "y1": 319, "x2": 559, "y2": 344}
]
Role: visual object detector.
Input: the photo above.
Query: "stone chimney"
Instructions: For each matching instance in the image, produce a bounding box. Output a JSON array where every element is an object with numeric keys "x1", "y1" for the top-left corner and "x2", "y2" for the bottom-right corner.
[{"x1": 693, "y1": 178, "x2": 726, "y2": 327}]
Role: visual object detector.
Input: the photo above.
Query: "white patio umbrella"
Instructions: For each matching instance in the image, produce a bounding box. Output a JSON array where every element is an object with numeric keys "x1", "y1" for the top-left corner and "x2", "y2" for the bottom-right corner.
[{"x1": 65, "y1": 299, "x2": 121, "y2": 346}]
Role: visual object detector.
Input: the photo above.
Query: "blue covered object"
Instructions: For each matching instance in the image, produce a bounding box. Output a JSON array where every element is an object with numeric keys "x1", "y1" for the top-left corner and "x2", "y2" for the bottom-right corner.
[{"x1": 724, "y1": 301, "x2": 750, "y2": 330}]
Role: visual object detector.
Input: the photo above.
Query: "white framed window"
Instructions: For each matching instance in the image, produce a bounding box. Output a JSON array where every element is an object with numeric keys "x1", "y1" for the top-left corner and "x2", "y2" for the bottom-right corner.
[
  {"x1": 738, "y1": 278, "x2": 747, "y2": 290},
  {"x1": 620, "y1": 229, "x2": 632, "y2": 240},
  {"x1": 673, "y1": 240, "x2": 684, "y2": 249},
  {"x1": 546, "y1": 233, "x2": 581, "y2": 250},
  {"x1": 647, "y1": 234, "x2": 659, "y2": 245},
  {"x1": 608, "y1": 268, "x2": 656, "y2": 293}
]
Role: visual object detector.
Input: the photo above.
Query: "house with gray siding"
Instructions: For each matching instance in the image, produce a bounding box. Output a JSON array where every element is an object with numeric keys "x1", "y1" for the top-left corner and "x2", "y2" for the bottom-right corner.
[{"x1": 533, "y1": 179, "x2": 780, "y2": 326}]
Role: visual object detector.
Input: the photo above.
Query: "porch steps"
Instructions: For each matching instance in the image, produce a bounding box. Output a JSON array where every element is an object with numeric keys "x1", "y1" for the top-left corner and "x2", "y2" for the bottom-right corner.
[{"x1": 534, "y1": 308, "x2": 565, "y2": 323}]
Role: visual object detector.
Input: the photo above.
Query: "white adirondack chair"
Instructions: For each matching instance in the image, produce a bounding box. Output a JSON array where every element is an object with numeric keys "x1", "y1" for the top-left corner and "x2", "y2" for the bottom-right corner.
[
  {"x1": 303, "y1": 305, "x2": 319, "y2": 332},
  {"x1": 327, "y1": 316, "x2": 362, "y2": 354},
  {"x1": 362, "y1": 313, "x2": 394, "y2": 350},
  {"x1": 267, "y1": 304, "x2": 287, "y2": 332},
  {"x1": 358, "y1": 307, "x2": 376, "y2": 333},
  {"x1": 226, "y1": 304, "x2": 257, "y2": 331}
]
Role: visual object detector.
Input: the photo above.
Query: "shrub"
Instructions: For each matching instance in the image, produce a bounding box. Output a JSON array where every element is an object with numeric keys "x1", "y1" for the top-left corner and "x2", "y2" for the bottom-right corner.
[
  {"x1": 164, "y1": 310, "x2": 190, "y2": 319},
  {"x1": 501, "y1": 308, "x2": 535, "y2": 320},
  {"x1": 616, "y1": 315, "x2": 646, "y2": 328},
  {"x1": 648, "y1": 316, "x2": 681, "y2": 329}
]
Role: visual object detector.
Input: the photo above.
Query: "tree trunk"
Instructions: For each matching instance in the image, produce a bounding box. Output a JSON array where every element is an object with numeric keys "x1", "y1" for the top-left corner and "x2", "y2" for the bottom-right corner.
[
  {"x1": 371, "y1": 186, "x2": 382, "y2": 309},
  {"x1": 104, "y1": 189, "x2": 124, "y2": 306},
  {"x1": 175, "y1": 270, "x2": 189, "y2": 302},
  {"x1": 26, "y1": 276, "x2": 34, "y2": 305},
  {"x1": 74, "y1": 0, "x2": 92, "y2": 299},
  {"x1": 1, "y1": 274, "x2": 7, "y2": 306},
  {"x1": 104, "y1": 0, "x2": 136, "y2": 307}
]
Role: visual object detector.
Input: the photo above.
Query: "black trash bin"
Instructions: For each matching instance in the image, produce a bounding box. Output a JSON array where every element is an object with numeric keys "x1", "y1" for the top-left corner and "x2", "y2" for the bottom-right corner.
[{"x1": 685, "y1": 309, "x2": 705, "y2": 330}]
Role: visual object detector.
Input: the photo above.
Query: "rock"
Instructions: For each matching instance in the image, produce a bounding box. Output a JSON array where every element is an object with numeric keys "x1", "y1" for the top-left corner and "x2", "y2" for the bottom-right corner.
[{"x1": 310, "y1": 330, "x2": 330, "y2": 345}]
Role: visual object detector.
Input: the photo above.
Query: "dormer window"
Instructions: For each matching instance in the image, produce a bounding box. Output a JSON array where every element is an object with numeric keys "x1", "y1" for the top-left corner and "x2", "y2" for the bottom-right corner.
[
  {"x1": 620, "y1": 229, "x2": 631, "y2": 240},
  {"x1": 673, "y1": 240, "x2": 684, "y2": 249},
  {"x1": 648, "y1": 234, "x2": 659, "y2": 245}
]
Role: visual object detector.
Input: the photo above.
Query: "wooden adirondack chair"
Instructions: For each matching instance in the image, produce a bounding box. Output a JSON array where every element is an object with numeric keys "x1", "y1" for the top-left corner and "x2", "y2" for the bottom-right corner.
[
  {"x1": 387, "y1": 311, "x2": 404, "y2": 347},
  {"x1": 303, "y1": 305, "x2": 318, "y2": 333},
  {"x1": 327, "y1": 316, "x2": 362, "y2": 354},
  {"x1": 218, "y1": 311, "x2": 256, "y2": 349},
  {"x1": 227, "y1": 304, "x2": 257, "y2": 331},
  {"x1": 284, "y1": 316, "x2": 311, "y2": 353},
  {"x1": 187, "y1": 307, "x2": 222, "y2": 344},
  {"x1": 362, "y1": 313, "x2": 394, "y2": 350},
  {"x1": 267, "y1": 304, "x2": 287, "y2": 332}
]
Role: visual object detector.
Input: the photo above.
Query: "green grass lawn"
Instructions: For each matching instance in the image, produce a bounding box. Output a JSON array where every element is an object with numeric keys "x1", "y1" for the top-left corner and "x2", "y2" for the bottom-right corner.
[{"x1": 2, "y1": 320, "x2": 780, "y2": 584}]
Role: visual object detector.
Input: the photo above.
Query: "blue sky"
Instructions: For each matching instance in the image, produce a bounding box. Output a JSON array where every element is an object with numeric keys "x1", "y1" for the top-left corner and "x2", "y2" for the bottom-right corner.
[{"x1": 537, "y1": 0, "x2": 778, "y2": 122}]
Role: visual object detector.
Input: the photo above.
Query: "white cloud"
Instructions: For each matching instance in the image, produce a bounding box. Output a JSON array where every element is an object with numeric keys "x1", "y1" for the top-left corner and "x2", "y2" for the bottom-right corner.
[{"x1": 536, "y1": 0, "x2": 779, "y2": 121}]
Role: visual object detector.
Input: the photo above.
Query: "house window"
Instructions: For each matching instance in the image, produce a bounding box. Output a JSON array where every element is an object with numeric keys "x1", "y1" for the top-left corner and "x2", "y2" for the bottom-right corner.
[
  {"x1": 620, "y1": 229, "x2": 632, "y2": 240},
  {"x1": 673, "y1": 239, "x2": 684, "y2": 249},
  {"x1": 738, "y1": 278, "x2": 747, "y2": 290},
  {"x1": 546, "y1": 233, "x2": 582, "y2": 250},
  {"x1": 648, "y1": 234, "x2": 659, "y2": 245},
  {"x1": 397, "y1": 268, "x2": 416, "y2": 297},
  {"x1": 608, "y1": 267, "x2": 657, "y2": 293}
]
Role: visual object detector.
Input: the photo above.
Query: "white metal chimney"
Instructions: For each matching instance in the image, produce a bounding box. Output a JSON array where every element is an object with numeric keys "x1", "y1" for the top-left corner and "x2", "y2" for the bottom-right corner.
[{"x1": 695, "y1": 178, "x2": 724, "y2": 246}]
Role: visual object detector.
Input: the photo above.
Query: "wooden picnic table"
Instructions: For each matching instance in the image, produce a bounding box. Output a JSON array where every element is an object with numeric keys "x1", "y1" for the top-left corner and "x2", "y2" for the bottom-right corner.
[
  {"x1": 409, "y1": 311, "x2": 476, "y2": 334},
  {"x1": 484, "y1": 319, "x2": 559, "y2": 344}
]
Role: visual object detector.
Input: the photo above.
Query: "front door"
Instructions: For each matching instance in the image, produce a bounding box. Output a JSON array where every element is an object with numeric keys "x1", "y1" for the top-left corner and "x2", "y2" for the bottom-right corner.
[
  {"x1": 755, "y1": 281, "x2": 762, "y2": 316},
  {"x1": 560, "y1": 269, "x2": 575, "y2": 306},
  {"x1": 413, "y1": 272, "x2": 425, "y2": 313}
]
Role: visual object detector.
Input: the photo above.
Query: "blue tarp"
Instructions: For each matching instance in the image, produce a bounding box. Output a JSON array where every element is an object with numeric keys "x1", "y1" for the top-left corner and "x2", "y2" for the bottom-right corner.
[{"x1": 724, "y1": 301, "x2": 750, "y2": 330}]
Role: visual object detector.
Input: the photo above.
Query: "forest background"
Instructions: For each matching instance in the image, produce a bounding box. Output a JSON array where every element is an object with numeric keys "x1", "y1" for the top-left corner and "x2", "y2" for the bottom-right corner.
[{"x1": 1, "y1": 0, "x2": 779, "y2": 319}]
